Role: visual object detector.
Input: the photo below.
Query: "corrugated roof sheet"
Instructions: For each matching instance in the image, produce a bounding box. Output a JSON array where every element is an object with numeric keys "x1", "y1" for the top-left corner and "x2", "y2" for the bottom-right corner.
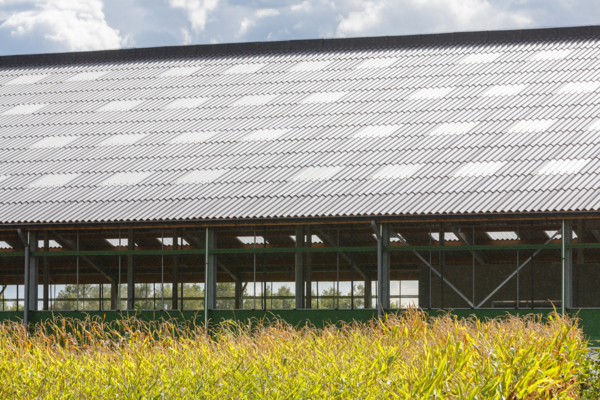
[{"x1": 2, "y1": 26, "x2": 600, "y2": 224}]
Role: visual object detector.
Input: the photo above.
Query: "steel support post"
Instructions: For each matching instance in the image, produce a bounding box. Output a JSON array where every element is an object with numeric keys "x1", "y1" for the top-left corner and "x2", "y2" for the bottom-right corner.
[
  {"x1": 171, "y1": 228, "x2": 179, "y2": 310},
  {"x1": 28, "y1": 231, "x2": 38, "y2": 312},
  {"x1": 371, "y1": 221, "x2": 383, "y2": 318},
  {"x1": 561, "y1": 220, "x2": 573, "y2": 315},
  {"x1": 42, "y1": 232, "x2": 49, "y2": 311},
  {"x1": 206, "y1": 228, "x2": 217, "y2": 310},
  {"x1": 440, "y1": 222, "x2": 445, "y2": 309},
  {"x1": 110, "y1": 282, "x2": 118, "y2": 310},
  {"x1": 17, "y1": 229, "x2": 29, "y2": 327},
  {"x1": 381, "y1": 223, "x2": 390, "y2": 310},
  {"x1": 364, "y1": 272, "x2": 372, "y2": 309},
  {"x1": 305, "y1": 226, "x2": 312, "y2": 309},
  {"x1": 234, "y1": 279, "x2": 242, "y2": 309},
  {"x1": 127, "y1": 229, "x2": 135, "y2": 310},
  {"x1": 294, "y1": 226, "x2": 305, "y2": 309}
]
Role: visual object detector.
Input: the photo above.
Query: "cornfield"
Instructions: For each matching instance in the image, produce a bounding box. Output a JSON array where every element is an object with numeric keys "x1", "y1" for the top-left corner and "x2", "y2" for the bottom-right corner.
[{"x1": 0, "y1": 310, "x2": 591, "y2": 399}]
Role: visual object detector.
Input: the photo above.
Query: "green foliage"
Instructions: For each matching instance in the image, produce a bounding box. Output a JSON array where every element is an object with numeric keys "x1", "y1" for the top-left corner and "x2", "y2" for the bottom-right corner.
[{"x1": 0, "y1": 310, "x2": 589, "y2": 399}]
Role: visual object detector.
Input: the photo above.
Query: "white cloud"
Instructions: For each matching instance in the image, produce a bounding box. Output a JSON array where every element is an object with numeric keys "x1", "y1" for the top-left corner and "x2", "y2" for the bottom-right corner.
[
  {"x1": 336, "y1": 0, "x2": 533, "y2": 37},
  {"x1": 168, "y1": 0, "x2": 219, "y2": 33},
  {"x1": 0, "y1": 0, "x2": 122, "y2": 51},
  {"x1": 256, "y1": 9, "x2": 279, "y2": 18},
  {"x1": 181, "y1": 27, "x2": 192, "y2": 44},
  {"x1": 237, "y1": 8, "x2": 281, "y2": 38}
]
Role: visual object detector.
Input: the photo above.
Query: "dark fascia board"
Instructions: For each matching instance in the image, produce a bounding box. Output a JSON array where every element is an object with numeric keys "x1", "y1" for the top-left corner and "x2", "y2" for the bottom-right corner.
[{"x1": 0, "y1": 24, "x2": 599, "y2": 68}]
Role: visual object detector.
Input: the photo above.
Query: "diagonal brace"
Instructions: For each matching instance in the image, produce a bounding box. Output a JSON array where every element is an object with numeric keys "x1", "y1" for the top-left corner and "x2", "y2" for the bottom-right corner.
[
  {"x1": 317, "y1": 229, "x2": 367, "y2": 280},
  {"x1": 52, "y1": 232, "x2": 115, "y2": 283}
]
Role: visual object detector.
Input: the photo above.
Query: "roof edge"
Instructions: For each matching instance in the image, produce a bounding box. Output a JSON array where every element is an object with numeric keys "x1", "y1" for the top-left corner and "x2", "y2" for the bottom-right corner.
[{"x1": 2, "y1": 25, "x2": 600, "y2": 68}]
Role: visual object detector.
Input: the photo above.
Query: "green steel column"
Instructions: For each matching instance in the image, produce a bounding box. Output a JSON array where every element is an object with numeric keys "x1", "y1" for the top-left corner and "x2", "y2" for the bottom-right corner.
[
  {"x1": 127, "y1": 229, "x2": 135, "y2": 310},
  {"x1": 561, "y1": 220, "x2": 573, "y2": 315}
]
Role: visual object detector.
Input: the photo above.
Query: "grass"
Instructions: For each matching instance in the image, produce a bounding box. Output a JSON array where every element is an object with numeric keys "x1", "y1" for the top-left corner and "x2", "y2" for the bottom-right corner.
[{"x1": 0, "y1": 309, "x2": 590, "y2": 399}]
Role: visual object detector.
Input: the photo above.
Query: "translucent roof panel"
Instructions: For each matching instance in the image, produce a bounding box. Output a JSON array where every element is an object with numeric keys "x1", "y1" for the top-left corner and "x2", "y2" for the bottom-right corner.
[
  {"x1": 100, "y1": 171, "x2": 153, "y2": 186},
  {"x1": 371, "y1": 164, "x2": 422, "y2": 179},
  {"x1": 30, "y1": 136, "x2": 78, "y2": 149},
  {"x1": 169, "y1": 131, "x2": 218, "y2": 144},
  {"x1": 158, "y1": 237, "x2": 190, "y2": 246},
  {"x1": 545, "y1": 230, "x2": 577, "y2": 239},
  {"x1": 372, "y1": 233, "x2": 402, "y2": 242},
  {"x1": 38, "y1": 240, "x2": 61, "y2": 249},
  {"x1": 355, "y1": 58, "x2": 398, "y2": 69},
  {"x1": 159, "y1": 66, "x2": 202, "y2": 77},
  {"x1": 508, "y1": 119, "x2": 557, "y2": 133},
  {"x1": 230, "y1": 94, "x2": 278, "y2": 107},
  {"x1": 97, "y1": 134, "x2": 146, "y2": 146},
  {"x1": 3, "y1": 103, "x2": 48, "y2": 115},
  {"x1": 290, "y1": 166, "x2": 343, "y2": 181},
  {"x1": 289, "y1": 235, "x2": 323, "y2": 244},
  {"x1": 28, "y1": 173, "x2": 79, "y2": 188},
  {"x1": 408, "y1": 87, "x2": 454, "y2": 100},
  {"x1": 96, "y1": 100, "x2": 144, "y2": 112},
  {"x1": 536, "y1": 159, "x2": 590, "y2": 175},
  {"x1": 429, "y1": 122, "x2": 478, "y2": 136},
  {"x1": 164, "y1": 97, "x2": 210, "y2": 109},
  {"x1": 175, "y1": 169, "x2": 228, "y2": 184},
  {"x1": 487, "y1": 232, "x2": 518, "y2": 240},
  {"x1": 105, "y1": 238, "x2": 138, "y2": 247},
  {"x1": 4, "y1": 74, "x2": 49, "y2": 85},
  {"x1": 481, "y1": 84, "x2": 528, "y2": 97},
  {"x1": 0, "y1": 241, "x2": 12, "y2": 249},
  {"x1": 300, "y1": 92, "x2": 347, "y2": 104},
  {"x1": 238, "y1": 236, "x2": 267, "y2": 245},
  {"x1": 458, "y1": 53, "x2": 502, "y2": 64},
  {"x1": 223, "y1": 63, "x2": 266, "y2": 74},
  {"x1": 0, "y1": 175, "x2": 8, "y2": 184},
  {"x1": 66, "y1": 71, "x2": 109, "y2": 82},
  {"x1": 453, "y1": 161, "x2": 505, "y2": 177},
  {"x1": 240, "y1": 129, "x2": 288, "y2": 141},
  {"x1": 430, "y1": 232, "x2": 459, "y2": 241},
  {"x1": 289, "y1": 60, "x2": 331, "y2": 72},
  {"x1": 530, "y1": 49, "x2": 572, "y2": 61},
  {"x1": 353, "y1": 125, "x2": 400, "y2": 138},
  {"x1": 557, "y1": 81, "x2": 600, "y2": 94}
]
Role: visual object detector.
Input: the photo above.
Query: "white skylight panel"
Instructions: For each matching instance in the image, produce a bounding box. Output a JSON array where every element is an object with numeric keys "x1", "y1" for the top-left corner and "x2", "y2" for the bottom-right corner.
[
  {"x1": 230, "y1": 94, "x2": 278, "y2": 107},
  {"x1": 0, "y1": 241, "x2": 12, "y2": 249},
  {"x1": 487, "y1": 232, "x2": 518, "y2": 240},
  {"x1": 453, "y1": 161, "x2": 505, "y2": 178},
  {"x1": 100, "y1": 171, "x2": 153, "y2": 186},
  {"x1": 371, "y1": 164, "x2": 422, "y2": 180},
  {"x1": 481, "y1": 84, "x2": 528, "y2": 97},
  {"x1": 164, "y1": 97, "x2": 210, "y2": 109},
  {"x1": 458, "y1": 53, "x2": 502, "y2": 64},
  {"x1": 290, "y1": 235, "x2": 323, "y2": 244},
  {"x1": 169, "y1": 131, "x2": 218, "y2": 144},
  {"x1": 300, "y1": 92, "x2": 347, "y2": 104},
  {"x1": 30, "y1": 136, "x2": 79, "y2": 149},
  {"x1": 97, "y1": 133, "x2": 146, "y2": 146},
  {"x1": 4, "y1": 74, "x2": 49, "y2": 85},
  {"x1": 353, "y1": 125, "x2": 400, "y2": 138},
  {"x1": 3, "y1": 103, "x2": 48, "y2": 115},
  {"x1": 430, "y1": 232, "x2": 459, "y2": 241},
  {"x1": 176, "y1": 169, "x2": 228, "y2": 184},
  {"x1": 105, "y1": 238, "x2": 133, "y2": 247},
  {"x1": 158, "y1": 237, "x2": 189, "y2": 246},
  {"x1": 237, "y1": 236, "x2": 267, "y2": 245},
  {"x1": 429, "y1": 122, "x2": 478, "y2": 136},
  {"x1": 355, "y1": 58, "x2": 398, "y2": 69},
  {"x1": 508, "y1": 119, "x2": 557, "y2": 133},
  {"x1": 38, "y1": 240, "x2": 61, "y2": 249},
  {"x1": 530, "y1": 49, "x2": 572, "y2": 61},
  {"x1": 0, "y1": 175, "x2": 8, "y2": 184},
  {"x1": 372, "y1": 234, "x2": 402, "y2": 242},
  {"x1": 240, "y1": 129, "x2": 288, "y2": 141},
  {"x1": 96, "y1": 100, "x2": 144, "y2": 112},
  {"x1": 66, "y1": 71, "x2": 109, "y2": 82},
  {"x1": 557, "y1": 81, "x2": 600, "y2": 94},
  {"x1": 408, "y1": 87, "x2": 454, "y2": 100},
  {"x1": 28, "y1": 173, "x2": 79, "y2": 188},
  {"x1": 545, "y1": 230, "x2": 577, "y2": 240},
  {"x1": 289, "y1": 60, "x2": 332, "y2": 72},
  {"x1": 536, "y1": 159, "x2": 590, "y2": 175},
  {"x1": 159, "y1": 66, "x2": 202, "y2": 77},
  {"x1": 223, "y1": 63, "x2": 266, "y2": 74},
  {"x1": 290, "y1": 166, "x2": 343, "y2": 182}
]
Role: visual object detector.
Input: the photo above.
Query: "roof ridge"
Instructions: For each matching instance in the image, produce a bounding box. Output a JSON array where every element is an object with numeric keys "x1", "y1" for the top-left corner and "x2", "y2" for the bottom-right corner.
[{"x1": 1, "y1": 25, "x2": 600, "y2": 68}]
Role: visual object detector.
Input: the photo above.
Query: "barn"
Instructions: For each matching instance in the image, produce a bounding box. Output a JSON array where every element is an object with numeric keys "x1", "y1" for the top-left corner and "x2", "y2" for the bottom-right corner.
[{"x1": 1, "y1": 25, "x2": 599, "y2": 336}]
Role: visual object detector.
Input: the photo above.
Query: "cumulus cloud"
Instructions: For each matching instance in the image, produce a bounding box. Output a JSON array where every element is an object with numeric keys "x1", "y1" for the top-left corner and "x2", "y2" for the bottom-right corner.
[
  {"x1": 167, "y1": 0, "x2": 219, "y2": 33},
  {"x1": 238, "y1": 8, "x2": 281, "y2": 38},
  {"x1": 0, "y1": 0, "x2": 122, "y2": 52},
  {"x1": 336, "y1": 0, "x2": 533, "y2": 37}
]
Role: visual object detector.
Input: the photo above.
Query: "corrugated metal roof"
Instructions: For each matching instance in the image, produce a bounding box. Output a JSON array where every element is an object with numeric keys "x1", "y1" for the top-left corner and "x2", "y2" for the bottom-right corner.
[{"x1": 2, "y1": 26, "x2": 600, "y2": 224}]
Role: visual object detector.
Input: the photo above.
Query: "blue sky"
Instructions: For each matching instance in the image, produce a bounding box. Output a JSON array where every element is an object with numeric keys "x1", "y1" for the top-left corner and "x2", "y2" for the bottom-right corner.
[{"x1": 1, "y1": 0, "x2": 600, "y2": 55}]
